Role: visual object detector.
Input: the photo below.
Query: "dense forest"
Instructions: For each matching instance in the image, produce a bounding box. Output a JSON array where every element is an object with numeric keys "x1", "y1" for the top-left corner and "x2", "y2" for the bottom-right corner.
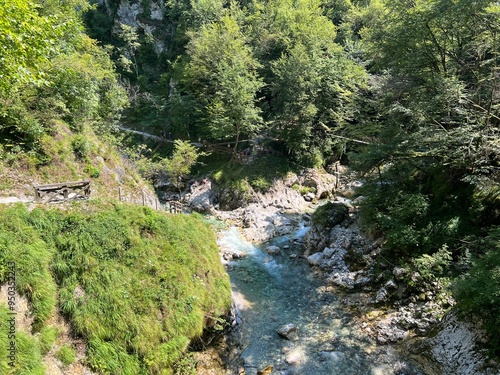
[{"x1": 1, "y1": 0, "x2": 499, "y2": 372}]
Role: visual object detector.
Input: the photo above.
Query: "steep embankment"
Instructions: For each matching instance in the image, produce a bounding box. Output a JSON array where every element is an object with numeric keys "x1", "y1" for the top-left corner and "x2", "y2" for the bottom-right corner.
[
  {"x1": 0, "y1": 202, "x2": 232, "y2": 374},
  {"x1": 302, "y1": 200, "x2": 500, "y2": 375},
  {"x1": 0, "y1": 122, "x2": 158, "y2": 207}
]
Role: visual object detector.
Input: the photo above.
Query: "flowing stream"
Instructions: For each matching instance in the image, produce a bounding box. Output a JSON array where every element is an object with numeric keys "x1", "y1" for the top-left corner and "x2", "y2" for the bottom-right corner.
[{"x1": 217, "y1": 225, "x2": 426, "y2": 375}]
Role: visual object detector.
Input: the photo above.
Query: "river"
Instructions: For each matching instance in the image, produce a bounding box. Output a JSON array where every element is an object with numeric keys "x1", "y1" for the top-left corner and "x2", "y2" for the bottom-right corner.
[{"x1": 217, "y1": 225, "x2": 426, "y2": 375}]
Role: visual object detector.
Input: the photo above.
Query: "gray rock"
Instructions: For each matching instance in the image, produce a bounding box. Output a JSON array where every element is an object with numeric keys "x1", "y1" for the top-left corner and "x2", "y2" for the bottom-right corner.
[
  {"x1": 277, "y1": 324, "x2": 298, "y2": 340},
  {"x1": 304, "y1": 192, "x2": 315, "y2": 201},
  {"x1": 322, "y1": 247, "x2": 335, "y2": 258},
  {"x1": 307, "y1": 252, "x2": 324, "y2": 266},
  {"x1": 376, "y1": 323, "x2": 408, "y2": 344},
  {"x1": 393, "y1": 267, "x2": 409, "y2": 280},
  {"x1": 423, "y1": 312, "x2": 500, "y2": 375},
  {"x1": 188, "y1": 180, "x2": 215, "y2": 213},
  {"x1": 265, "y1": 245, "x2": 281, "y2": 255},
  {"x1": 375, "y1": 287, "x2": 390, "y2": 303}
]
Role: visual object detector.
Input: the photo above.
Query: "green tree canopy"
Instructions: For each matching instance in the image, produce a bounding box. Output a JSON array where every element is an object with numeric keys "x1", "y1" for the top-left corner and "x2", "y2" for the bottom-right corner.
[
  {"x1": 0, "y1": 0, "x2": 62, "y2": 94},
  {"x1": 181, "y1": 13, "x2": 263, "y2": 150},
  {"x1": 247, "y1": 0, "x2": 366, "y2": 165}
]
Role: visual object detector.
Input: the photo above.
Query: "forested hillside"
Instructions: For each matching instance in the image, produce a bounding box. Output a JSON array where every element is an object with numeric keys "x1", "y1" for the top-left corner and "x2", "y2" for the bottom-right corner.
[
  {"x1": 1, "y1": 0, "x2": 499, "y2": 372},
  {"x1": 0, "y1": 1, "x2": 232, "y2": 374},
  {"x1": 84, "y1": 0, "x2": 500, "y2": 355}
]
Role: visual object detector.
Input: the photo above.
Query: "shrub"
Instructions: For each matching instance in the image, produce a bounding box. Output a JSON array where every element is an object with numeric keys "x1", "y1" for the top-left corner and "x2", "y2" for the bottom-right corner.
[
  {"x1": 411, "y1": 244, "x2": 452, "y2": 283},
  {"x1": 172, "y1": 353, "x2": 197, "y2": 375},
  {"x1": 71, "y1": 135, "x2": 90, "y2": 160},
  {"x1": 84, "y1": 164, "x2": 100, "y2": 178},
  {"x1": 454, "y1": 227, "x2": 500, "y2": 354},
  {"x1": 311, "y1": 202, "x2": 349, "y2": 229}
]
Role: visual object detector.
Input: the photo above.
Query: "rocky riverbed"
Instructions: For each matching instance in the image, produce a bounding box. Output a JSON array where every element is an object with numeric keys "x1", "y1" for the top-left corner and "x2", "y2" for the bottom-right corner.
[{"x1": 178, "y1": 168, "x2": 499, "y2": 375}]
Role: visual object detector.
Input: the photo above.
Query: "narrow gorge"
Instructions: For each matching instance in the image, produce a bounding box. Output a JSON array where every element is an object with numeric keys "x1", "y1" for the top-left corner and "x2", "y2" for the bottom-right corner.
[{"x1": 180, "y1": 169, "x2": 500, "y2": 375}]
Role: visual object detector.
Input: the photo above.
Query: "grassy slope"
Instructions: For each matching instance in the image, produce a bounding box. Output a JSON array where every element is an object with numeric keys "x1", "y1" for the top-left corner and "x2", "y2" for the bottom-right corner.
[
  {"x1": 0, "y1": 125, "x2": 232, "y2": 374},
  {"x1": 0, "y1": 202, "x2": 231, "y2": 374},
  {"x1": 0, "y1": 122, "x2": 152, "y2": 205}
]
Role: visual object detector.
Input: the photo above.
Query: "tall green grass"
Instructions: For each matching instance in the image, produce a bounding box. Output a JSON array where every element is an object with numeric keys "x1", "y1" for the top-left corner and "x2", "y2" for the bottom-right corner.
[{"x1": 0, "y1": 203, "x2": 232, "y2": 374}]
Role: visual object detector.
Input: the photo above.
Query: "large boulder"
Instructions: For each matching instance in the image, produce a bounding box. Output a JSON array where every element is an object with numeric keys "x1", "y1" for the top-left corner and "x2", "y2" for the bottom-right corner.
[
  {"x1": 303, "y1": 202, "x2": 349, "y2": 255},
  {"x1": 307, "y1": 252, "x2": 324, "y2": 266},
  {"x1": 188, "y1": 180, "x2": 215, "y2": 213},
  {"x1": 299, "y1": 168, "x2": 337, "y2": 199}
]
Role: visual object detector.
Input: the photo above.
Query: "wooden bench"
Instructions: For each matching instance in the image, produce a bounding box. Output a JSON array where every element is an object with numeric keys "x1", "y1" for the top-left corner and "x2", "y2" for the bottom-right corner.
[{"x1": 33, "y1": 181, "x2": 91, "y2": 203}]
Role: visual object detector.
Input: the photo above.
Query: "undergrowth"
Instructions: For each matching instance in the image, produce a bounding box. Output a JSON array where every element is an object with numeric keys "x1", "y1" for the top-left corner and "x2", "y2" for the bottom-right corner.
[{"x1": 200, "y1": 154, "x2": 298, "y2": 193}]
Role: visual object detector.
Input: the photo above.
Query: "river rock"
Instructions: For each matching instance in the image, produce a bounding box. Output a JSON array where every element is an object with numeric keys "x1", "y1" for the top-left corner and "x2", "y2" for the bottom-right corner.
[
  {"x1": 327, "y1": 271, "x2": 366, "y2": 289},
  {"x1": 277, "y1": 324, "x2": 298, "y2": 340},
  {"x1": 322, "y1": 247, "x2": 335, "y2": 258},
  {"x1": 376, "y1": 322, "x2": 408, "y2": 344},
  {"x1": 284, "y1": 347, "x2": 305, "y2": 365},
  {"x1": 374, "y1": 279, "x2": 398, "y2": 303},
  {"x1": 307, "y1": 252, "x2": 324, "y2": 266},
  {"x1": 265, "y1": 245, "x2": 281, "y2": 255},
  {"x1": 304, "y1": 192, "x2": 315, "y2": 201},
  {"x1": 188, "y1": 179, "x2": 215, "y2": 213},
  {"x1": 375, "y1": 286, "x2": 390, "y2": 303}
]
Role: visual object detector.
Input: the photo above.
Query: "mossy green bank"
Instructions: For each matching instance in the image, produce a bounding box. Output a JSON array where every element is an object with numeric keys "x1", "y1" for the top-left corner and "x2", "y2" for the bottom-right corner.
[{"x1": 0, "y1": 202, "x2": 232, "y2": 374}]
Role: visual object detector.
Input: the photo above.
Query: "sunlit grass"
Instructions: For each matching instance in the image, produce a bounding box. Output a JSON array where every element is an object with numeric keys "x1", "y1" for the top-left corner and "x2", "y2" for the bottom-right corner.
[{"x1": 0, "y1": 203, "x2": 232, "y2": 374}]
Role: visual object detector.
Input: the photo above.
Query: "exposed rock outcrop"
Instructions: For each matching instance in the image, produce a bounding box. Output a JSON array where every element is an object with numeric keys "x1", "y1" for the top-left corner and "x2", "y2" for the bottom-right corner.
[
  {"x1": 408, "y1": 312, "x2": 500, "y2": 375},
  {"x1": 302, "y1": 197, "x2": 499, "y2": 375}
]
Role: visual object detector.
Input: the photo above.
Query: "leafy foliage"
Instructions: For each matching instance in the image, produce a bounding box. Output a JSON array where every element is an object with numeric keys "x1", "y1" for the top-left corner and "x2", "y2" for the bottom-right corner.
[
  {"x1": 0, "y1": 0, "x2": 62, "y2": 94},
  {"x1": 164, "y1": 140, "x2": 204, "y2": 191},
  {"x1": 248, "y1": 0, "x2": 366, "y2": 165},
  {"x1": 55, "y1": 345, "x2": 76, "y2": 367},
  {"x1": 353, "y1": 0, "x2": 500, "y2": 349},
  {"x1": 454, "y1": 227, "x2": 500, "y2": 354},
  {"x1": 180, "y1": 13, "x2": 263, "y2": 149},
  {"x1": 0, "y1": 0, "x2": 127, "y2": 157}
]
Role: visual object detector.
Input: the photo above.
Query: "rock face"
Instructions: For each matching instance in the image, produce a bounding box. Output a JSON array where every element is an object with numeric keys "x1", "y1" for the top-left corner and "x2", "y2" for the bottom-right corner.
[
  {"x1": 104, "y1": 0, "x2": 167, "y2": 55},
  {"x1": 303, "y1": 202, "x2": 349, "y2": 256},
  {"x1": 302, "y1": 197, "x2": 499, "y2": 375},
  {"x1": 417, "y1": 312, "x2": 500, "y2": 375},
  {"x1": 187, "y1": 180, "x2": 216, "y2": 214}
]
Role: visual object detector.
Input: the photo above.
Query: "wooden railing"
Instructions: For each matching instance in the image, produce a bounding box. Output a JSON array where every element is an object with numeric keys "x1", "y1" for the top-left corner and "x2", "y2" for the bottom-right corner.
[{"x1": 33, "y1": 181, "x2": 90, "y2": 203}]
